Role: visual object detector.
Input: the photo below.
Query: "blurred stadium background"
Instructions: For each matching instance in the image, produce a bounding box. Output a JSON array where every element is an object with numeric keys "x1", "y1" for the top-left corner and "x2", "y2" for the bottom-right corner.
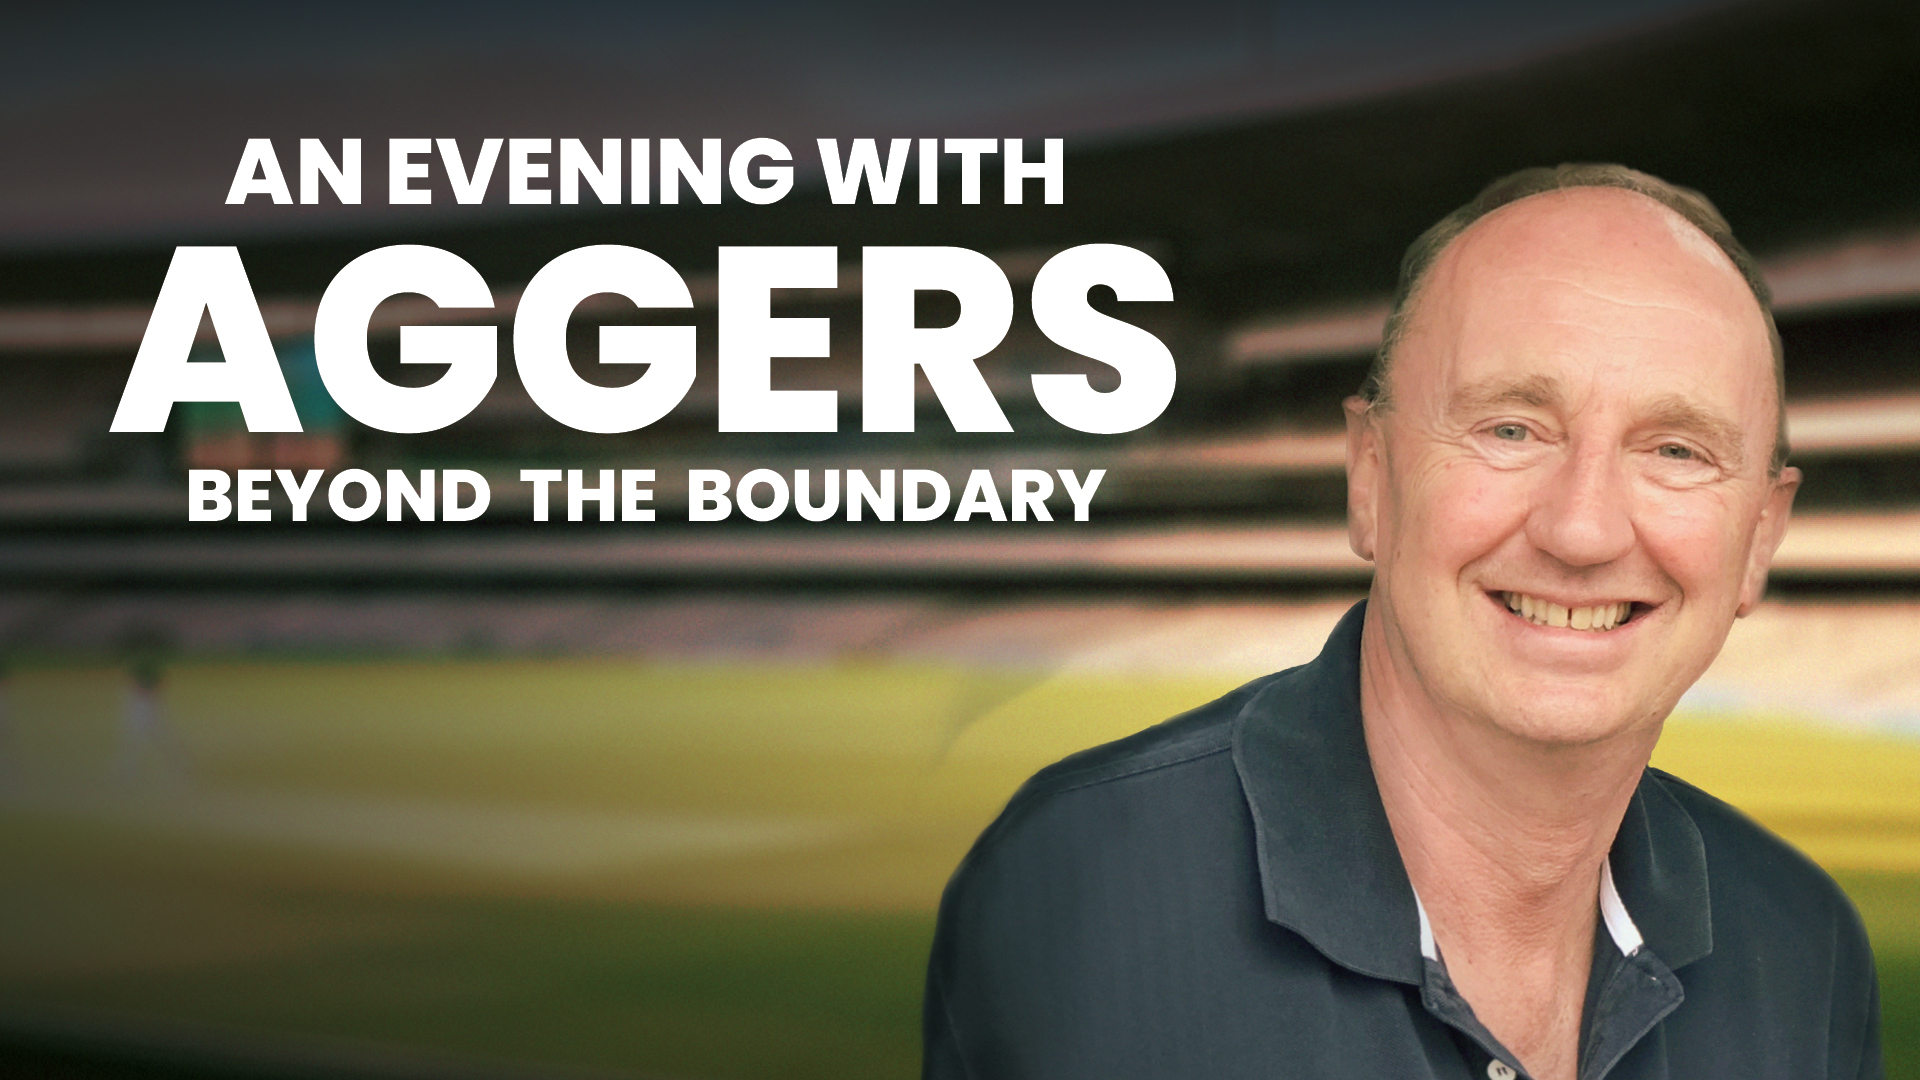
[{"x1": 4, "y1": 0, "x2": 1920, "y2": 1076}]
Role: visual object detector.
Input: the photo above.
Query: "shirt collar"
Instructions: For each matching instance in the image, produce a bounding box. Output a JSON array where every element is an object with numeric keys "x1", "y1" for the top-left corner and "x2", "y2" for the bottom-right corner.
[
  {"x1": 1230, "y1": 600, "x2": 1713, "y2": 986},
  {"x1": 1414, "y1": 859, "x2": 1644, "y2": 964}
]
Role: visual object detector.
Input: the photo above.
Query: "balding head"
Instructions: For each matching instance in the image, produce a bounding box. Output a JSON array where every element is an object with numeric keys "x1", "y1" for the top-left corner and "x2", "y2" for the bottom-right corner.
[
  {"x1": 1362, "y1": 164, "x2": 1787, "y2": 475},
  {"x1": 1343, "y1": 172, "x2": 1801, "y2": 751}
]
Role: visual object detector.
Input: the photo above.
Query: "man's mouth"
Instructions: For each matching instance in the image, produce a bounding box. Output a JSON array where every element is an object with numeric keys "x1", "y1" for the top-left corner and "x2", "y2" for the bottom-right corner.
[{"x1": 1500, "y1": 591, "x2": 1634, "y2": 632}]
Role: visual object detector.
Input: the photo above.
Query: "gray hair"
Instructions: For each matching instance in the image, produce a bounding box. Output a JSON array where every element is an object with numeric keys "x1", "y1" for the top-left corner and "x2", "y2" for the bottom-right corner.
[{"x1": 1360, "y1": 163, "x2": 1788, "y2": 474}]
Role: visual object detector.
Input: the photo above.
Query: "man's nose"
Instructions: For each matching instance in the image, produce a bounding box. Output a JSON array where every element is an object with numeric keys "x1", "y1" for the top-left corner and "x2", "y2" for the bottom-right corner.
[{"x1": 1525, "y1": 445, "x2": 1636, "y2": 567}]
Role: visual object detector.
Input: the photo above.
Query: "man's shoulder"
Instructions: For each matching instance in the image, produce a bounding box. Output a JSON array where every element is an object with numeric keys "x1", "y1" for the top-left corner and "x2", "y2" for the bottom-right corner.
[
  {"x1": 925, "y1": 664, "x2": 1341, "y2": 1079},
  {"x1": 1643, "y1": 766, "x2": 1868, "y2": 934},
  {"x1": 1639, "y1": 766, "x2": 1880, "y2": 1077},
  {"x1": 997, "y1": 666, "x2": 1290, "y2": 815},
  {"x1": 941, "y1": 666, "x2": 1298, "y2": 890}
]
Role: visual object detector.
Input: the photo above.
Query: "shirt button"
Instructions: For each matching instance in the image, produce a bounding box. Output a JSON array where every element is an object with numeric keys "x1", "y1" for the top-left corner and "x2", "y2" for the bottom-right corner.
[{"x1": 1487, "y1": 1062, "x2": 1518, "y2": 1080}]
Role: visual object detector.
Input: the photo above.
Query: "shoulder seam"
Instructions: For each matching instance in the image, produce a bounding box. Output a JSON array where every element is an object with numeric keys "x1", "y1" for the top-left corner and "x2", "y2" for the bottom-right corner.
[{"x1": 1036, "y1": 738, "x2": 1234, "y2": 800}]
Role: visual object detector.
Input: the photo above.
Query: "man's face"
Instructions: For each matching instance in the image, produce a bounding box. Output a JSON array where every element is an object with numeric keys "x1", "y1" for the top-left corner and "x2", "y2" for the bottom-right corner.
[{"x1": 1347, "y1": 187, "x2": 1799, "y2": 746}]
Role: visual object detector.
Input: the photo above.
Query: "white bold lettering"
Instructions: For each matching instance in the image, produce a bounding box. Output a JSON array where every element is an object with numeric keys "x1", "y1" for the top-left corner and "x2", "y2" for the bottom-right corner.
[
  {"x1": 818, "y1": 138, "x2": 911, "y2": 205},
  {"x1": 568, "y1": 468, "x2": 614, "y2": 522},
  {"x1": 328, "y1": 469, "x2": 380, "y2": 522},
  {"x1": 943, "y1": 139, "x2": 998, "y2": 205},
  {"x1": 629, "y1": 139, "x2": 651, "y2": 204},
  {"x1": 237, "y1": 469, "x2": 272, "y2": 521},
  {"x1": 443, "y1": 469, "x2": 490, "y2": 522},
  {"x1": 1010, "y1": 469, "x2": 1054, "y2": 522},
  {"x1": 620, "y1": 469, "x2": 655, "y2": 522},
  {"x1": 386, "y1": 469, "x2": 435, "y2": 521},
  {"x1": 902, "y1": 469, "x2": 952, "y2": 522},
  {"x1": 560, "y1": 139, "x2": 622, "y2": 204},
  {"x1": 660, "y1": 138, "x2": 721, "y2": 204},
  {"x1": 954, "y1": 470, "x2": 1007, "y2": 521},
  {"x1": 275, "y1": 468, "x2": 323, "y2": 522},
  {"x1": 918, "y1": 138, "x2": 939, "y2": 204},
  {"x1": 436, "y1": 138, "x2": 502, "y2": 203},
  {"x1": 226, "y1": 139, "x2": 291, "y2": 204},
  {"x1": 794, "y1": 470, "x2": 839, "y2": 521},
  {"x1": 508, "y1": 139, "x2": 552, "y2": 204},
  {"x1": 718, "y1": 247, "x2": 837, "y2": 432},
  {"x1": 1030, "y1": 245, "x2": 1176, "y2": 434},
  {"x1": 862, "y1": 247, "x2": 1013, "y2": 432},
  {"x1": 729, "y1": 138, "x2": 793, "y2": 204},
  {"x1": 514, "y1": 245, "x2": 696, "y2": 434},
  {"x1": 111, "y1": 247, "x2": 302, "y2": 433},
  {"x1": 1058, "y1": 468, "x2": 1106, "y2": 521},
  {"x1": 389, "y1": 138, "x2": 432, "y2": 204},
  {"x1": 189, "y1": 470, "x2": 232, "y2": 521},
  {"x1": 300, "y1": 138, "x2": 361, "y2": 205},
  {"x1": 688, "y1": 469, "x2": 732, "y2": 521},
  {"x1": 313, "y1": 245, "x2": 497, "y2": 434},
  {"x1": 736, "y1": 468, "x2": 790, "y2": 521},
  {"x1": 1002, "y1": 138, "x2": 1063, "y2": 205},
  {"x1": 521, "y1": 468, "x2": 562, "y2": 522},
  {"x1": 846, "y1": 469, "x2": 895, "y2": 521}
]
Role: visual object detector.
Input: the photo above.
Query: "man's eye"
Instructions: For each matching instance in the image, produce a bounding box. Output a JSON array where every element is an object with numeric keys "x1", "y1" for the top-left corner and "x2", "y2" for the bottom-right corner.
[
  {"x1": 1491, "y1": 423, "x2": 1528, "y2": 441},
  {"x1": 1656, "y1": 443, "x2": 1696, "y2": 460}
]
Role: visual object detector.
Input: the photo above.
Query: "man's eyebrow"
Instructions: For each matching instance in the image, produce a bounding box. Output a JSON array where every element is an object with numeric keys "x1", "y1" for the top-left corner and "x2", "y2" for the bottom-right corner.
[
  {"x1": 1642, "y1": 394, "x2": 1747, "y2": 468},
  {"x1": 1448, "y1": 378, "x2": 1751, "y2": 465},
  {"x1": 1449, "y1": 374, "x2": 1563, "y2": 415}
]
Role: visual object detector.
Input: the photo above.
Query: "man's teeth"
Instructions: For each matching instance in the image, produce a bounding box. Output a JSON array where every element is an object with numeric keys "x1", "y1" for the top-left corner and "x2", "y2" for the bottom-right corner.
[{"x1": 1501, "y1": 592, "x2": 1631, "y2": 631}]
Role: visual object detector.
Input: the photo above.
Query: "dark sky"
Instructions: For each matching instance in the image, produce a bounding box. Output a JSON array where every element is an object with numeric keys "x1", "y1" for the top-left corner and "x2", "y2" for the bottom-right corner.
[{"x1": 1, "y1": 0, "x2": 1750, "y2": 249}]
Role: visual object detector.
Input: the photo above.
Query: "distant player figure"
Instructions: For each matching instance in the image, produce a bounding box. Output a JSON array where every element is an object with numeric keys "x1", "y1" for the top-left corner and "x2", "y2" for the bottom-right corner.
[{"x1": 114, "y1": 656, "x2": 189, "y2": 788}]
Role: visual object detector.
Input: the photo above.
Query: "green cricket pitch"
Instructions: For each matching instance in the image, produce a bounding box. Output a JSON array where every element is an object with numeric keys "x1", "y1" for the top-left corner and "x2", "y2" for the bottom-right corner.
[{"x1": 1, "y1": 658, "x2": 1916, "y2": 1078}]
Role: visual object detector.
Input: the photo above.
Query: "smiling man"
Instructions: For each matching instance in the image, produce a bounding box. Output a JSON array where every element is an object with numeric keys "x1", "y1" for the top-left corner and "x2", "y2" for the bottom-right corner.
[{"x1": 924, "y1": 165, "x2": 1882, "y2": 1080}]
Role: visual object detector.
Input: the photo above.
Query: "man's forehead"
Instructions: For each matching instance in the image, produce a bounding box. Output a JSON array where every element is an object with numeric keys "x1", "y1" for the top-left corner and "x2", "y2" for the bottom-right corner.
[
  {"x1": 1402, "y1": 187, "x2": 1774, "y2": 380},
  {"x1": 1428, "y1": 186, "x2": 1756, "y2": 308},
  {"x1": 1376, "y1": 184, "x2": 1784, "y2": 471}
]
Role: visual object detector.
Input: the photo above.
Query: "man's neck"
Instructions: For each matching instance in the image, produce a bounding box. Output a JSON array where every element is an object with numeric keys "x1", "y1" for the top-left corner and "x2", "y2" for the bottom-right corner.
[{"x1": 1357, "y1": 610, "x2": 1659, "y2": 1080}]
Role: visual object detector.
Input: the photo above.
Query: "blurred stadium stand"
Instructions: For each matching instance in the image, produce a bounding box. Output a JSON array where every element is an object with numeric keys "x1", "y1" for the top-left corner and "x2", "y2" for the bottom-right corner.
[{"x1": 3, "y1": 0, "x2": 1919, "y2": 600}]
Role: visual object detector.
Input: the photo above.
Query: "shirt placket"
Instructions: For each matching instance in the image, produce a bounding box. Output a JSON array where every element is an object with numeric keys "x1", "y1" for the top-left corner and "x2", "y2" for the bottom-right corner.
[
  {"x1": 1415, "y1": 946, "x2": 1684, "y2": 1080},
  {"x1": 1418, "y1": 955, "x2": 1534, "y2": 1080}
]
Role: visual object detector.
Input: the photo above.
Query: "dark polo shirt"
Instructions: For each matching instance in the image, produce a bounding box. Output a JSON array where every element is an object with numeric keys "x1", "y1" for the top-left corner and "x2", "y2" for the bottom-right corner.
[{"x1": 924, "y1": 602, "x2": 1882, "y2": 1080}]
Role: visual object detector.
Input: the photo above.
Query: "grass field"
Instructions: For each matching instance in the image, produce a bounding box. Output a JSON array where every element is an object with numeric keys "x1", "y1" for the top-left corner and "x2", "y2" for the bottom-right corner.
[{"x1": 0, "y1": 657, "x2": 1916, "y2": 1078}]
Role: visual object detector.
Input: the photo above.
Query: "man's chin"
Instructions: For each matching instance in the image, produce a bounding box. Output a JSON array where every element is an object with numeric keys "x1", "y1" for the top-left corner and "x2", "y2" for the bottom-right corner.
[
  {"x1": 1479, "y1": 688, "x2": 1662, "y2": 749},
  {"x1": 1448, "y1": 657, "x2": 1662, "y2": 740}
]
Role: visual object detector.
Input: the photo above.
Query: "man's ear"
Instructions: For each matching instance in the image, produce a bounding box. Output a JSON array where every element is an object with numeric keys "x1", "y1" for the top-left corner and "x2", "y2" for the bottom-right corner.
[
  {"x1": 1344, "y1": 395, "x2": 1381, "y2": 562},
  {"x1": 1737, "y1": 465, "x2": 1800, "y2": 618}
]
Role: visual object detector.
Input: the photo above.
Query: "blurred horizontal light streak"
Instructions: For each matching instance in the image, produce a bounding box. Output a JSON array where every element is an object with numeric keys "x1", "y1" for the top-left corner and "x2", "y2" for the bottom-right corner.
[
  {"x1": 0, "y1": 526, "x2": 1374, "y2": 584},
  {"x1": 0, "y1": 780, "x2": 854, "y2": 877},
  {"x1": 1770, "y1": 511, "x2": 1920, "y2": 576},
  {"x1": 1222, "y1": 228, "x2": 1920, "y2": 368},
  {"x1": 1224, "y1": 300, "x2": 1390, "y2": 367},
  {"x1": 1764, "y1": 228, "x2": 1920, "y2": 314},
  {"x1": 0, "y1": 512, "x2": 1915, "y2": 583},
  {"x1": 1783, "y1": 394, "x2": 1920, "y2": 455}
]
